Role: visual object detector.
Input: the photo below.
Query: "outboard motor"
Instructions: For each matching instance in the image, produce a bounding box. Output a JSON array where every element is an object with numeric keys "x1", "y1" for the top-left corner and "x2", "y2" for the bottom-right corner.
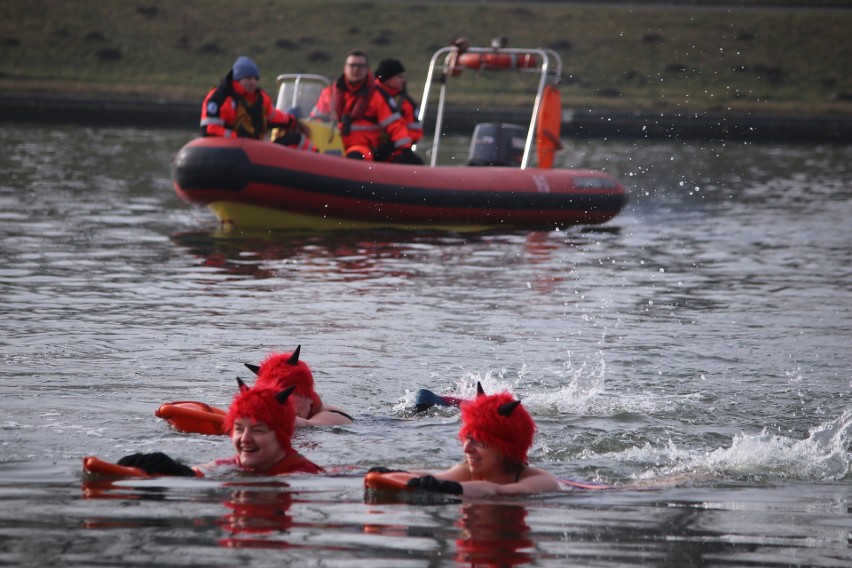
[{"x1": 467, "y1": 123, "x2": 527, "y2": 167}]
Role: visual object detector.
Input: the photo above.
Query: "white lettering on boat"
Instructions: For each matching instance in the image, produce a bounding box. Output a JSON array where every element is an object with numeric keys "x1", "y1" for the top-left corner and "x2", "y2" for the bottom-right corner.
[
  {"x1": 574, "y1": 177, "x2": 616, "y2": 189},
  {"x1": 533, "y1": 174, "x2": 551, "y2": 193}
]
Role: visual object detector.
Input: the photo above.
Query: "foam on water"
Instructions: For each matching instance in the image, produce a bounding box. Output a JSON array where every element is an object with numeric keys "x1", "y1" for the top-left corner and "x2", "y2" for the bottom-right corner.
[
  {"x1": 619, "y1": 408, "x2": 852, "y2": 482},
  {"x1": 392, "y1": 352, "x2": 851, "y2": 487}
]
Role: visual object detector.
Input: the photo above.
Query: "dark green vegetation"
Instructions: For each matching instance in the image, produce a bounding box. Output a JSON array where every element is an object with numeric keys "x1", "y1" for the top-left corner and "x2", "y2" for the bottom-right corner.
[{"x1": 1, "y1": 0, "x2": 850, "y2": 116}]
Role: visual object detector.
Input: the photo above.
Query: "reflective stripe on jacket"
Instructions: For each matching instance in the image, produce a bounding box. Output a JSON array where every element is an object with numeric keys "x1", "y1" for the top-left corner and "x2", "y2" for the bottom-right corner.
[
  {"x1": 310, "y1": 73, "x2": 413, "y2": 153},
  {"x1": 200, "y1": 70, "x2": 292, "y2": 139},
  {"x1": 375, "y1": 81, "x2": 423, "y2": 144}
]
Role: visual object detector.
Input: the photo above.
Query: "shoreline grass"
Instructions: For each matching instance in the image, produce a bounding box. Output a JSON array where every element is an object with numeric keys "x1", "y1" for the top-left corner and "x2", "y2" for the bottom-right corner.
[{"x1": 1, "y1": 1, "x2": 850, "y2": 116}]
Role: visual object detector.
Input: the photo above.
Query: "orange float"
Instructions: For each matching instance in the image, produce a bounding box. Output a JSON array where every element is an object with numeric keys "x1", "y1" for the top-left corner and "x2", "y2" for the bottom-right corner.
[
  {"x1": 364, "y1": 471, "x2": 417, "y2": 491},
  {"x1": 83, "y1": 456, "x2": 150, "y2": 478},
  {"x1": 155, "y1": 401, "x2": 228, "y2": 436},
  {"x1": 457, "y1": 52, "x2": 540, "y2": 71},
  {"x1": 364, "y1": 470, "x2": 611, "y2": 493},
  {"x1": 83, "y1": 456, "x2": 205, "y2": 479},
  {"x1": 536, "y1": 83, "x2": 564, "y2": 169}
]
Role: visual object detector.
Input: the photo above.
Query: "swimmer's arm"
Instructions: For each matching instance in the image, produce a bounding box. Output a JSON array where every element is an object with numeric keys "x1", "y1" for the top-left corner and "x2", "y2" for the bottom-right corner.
[
  {"x1": 430, "y1": 463, "x2": 472, "y2": 482},
  {"x1": 408, "y1": 465, "x2": 560, "y2": 496},
  {"x1": 459, "y1": 469, "x2": 561, "y2": 497},
  {"x1": 399, "y1": 463, "x2": 470, "y2": 480},
  {"x1": 192, "y1": 457, "x2": 236, "y2": 476}
]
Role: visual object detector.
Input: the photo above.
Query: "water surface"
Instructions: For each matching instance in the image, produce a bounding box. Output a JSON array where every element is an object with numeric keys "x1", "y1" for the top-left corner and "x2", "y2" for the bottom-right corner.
[{"x1": 0, "y1": 124, "x2": 850, "y2": 566}]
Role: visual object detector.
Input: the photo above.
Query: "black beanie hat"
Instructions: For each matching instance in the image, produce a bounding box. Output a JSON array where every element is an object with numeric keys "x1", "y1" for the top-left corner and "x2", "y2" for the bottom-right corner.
[{"x1": 375, "y1": 58, "x2": 405, "y2": 81}]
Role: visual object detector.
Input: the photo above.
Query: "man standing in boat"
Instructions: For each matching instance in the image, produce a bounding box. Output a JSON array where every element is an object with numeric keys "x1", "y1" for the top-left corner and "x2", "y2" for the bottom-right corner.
[
  {"x1": 373, "y1": 58, "x2": 423, "y2": 163},
  {"x1": 200, "y1": 56, "x2": 313, "y2": 150},
  {"x1": 310, "y1": 50, "x2": 422, "y2": 164}
]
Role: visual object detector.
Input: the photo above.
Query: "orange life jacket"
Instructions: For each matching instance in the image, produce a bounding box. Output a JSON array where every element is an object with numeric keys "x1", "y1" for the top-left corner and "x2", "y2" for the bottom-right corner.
[
  {"x1": 311, "y1": 73, "x2": 412, "y2": 155},
  {"x1": 200, "y1": 70, "x2": 277, "y2": 139},
  {"x1": 375, "y1": 82, "x2": 422, "y2": 143}
]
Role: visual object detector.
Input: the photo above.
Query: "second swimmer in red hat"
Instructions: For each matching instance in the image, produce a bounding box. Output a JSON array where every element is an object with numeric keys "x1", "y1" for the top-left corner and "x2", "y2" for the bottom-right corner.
[
  {"x1": 374, "y1": 382, "x2": 560, "y2": 498},
  {"x1": 248, "y1": 345, "x2": 353, "y2": 428}
]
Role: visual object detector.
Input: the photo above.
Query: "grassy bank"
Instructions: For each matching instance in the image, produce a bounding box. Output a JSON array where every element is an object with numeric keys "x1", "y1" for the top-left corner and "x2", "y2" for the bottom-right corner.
[{"x1": 1, "y1": 0, "x2": 850, "y2": 116}]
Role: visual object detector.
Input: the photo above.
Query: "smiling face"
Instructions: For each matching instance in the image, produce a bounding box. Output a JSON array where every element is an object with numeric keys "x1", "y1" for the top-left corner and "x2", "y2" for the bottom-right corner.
[
  {"x1": 462, "y1": 434, "x2": 506, "y2": 480},
  {"x1": 231, "y1": 417, "x2": 288, "y2": 472}
]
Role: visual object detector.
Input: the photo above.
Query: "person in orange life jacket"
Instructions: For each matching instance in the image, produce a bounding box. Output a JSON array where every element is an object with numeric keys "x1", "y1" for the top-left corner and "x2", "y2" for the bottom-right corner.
[
  {"x1": 309, "y1": 50, "x2": 420, "y2": 163},
  {"x1": 373, "y1": 58, "x2": 424, "y2": 163},
  {"x1": 117, "y1": 382, "x2": 324, "y2": 477},
  {"x1": 200, "y1": 56, "x2": 312, "y2": 149},
  {"x1": 371, "y1": 383, "x2": 560, "y2": 497},
  {"x1": 247, "y1": 345, "x2": 354, "y2": 428}
]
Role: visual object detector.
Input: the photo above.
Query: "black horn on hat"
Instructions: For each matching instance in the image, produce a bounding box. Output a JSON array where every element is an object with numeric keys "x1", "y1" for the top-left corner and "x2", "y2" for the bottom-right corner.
[
  {"x1": 287, "y1": 345, "x2": 301, "y2": 365},
  {"x1": 276, "y1": 385, "x2": 297, "y2": 404},
  {"x1": 498, "y1": 400, "x2": 521, "y2": 417}
]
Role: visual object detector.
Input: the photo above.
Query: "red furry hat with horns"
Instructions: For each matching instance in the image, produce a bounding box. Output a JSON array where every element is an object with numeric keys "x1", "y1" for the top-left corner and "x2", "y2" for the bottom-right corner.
[
  {"x1": 249, "y1": 346, "x2": 322, "y2": 413},
  {"x1": 224, "y1": 380, "x2": 297, "y2": 453},
  {"x1": 458, "y1": 383, "x2": 536, "y2": 465}
]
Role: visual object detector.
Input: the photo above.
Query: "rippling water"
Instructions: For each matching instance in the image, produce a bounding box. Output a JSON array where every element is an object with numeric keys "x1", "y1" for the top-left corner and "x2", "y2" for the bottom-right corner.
[{"x1": 1, "y1": 123, "x2": 850, "y2": 567}]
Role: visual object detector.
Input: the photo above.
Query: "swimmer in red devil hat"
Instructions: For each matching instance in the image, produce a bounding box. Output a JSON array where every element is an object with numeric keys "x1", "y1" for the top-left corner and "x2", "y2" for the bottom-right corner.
[
  {"x1": 374, "y1": 382, "x2": 560, "y2": 497},
  {"x1": 118, "y1": 379, "x2": 324, "y2": 476},
  {"x1": 247, "y1": 345, "x2": 353, "y2": 428}
]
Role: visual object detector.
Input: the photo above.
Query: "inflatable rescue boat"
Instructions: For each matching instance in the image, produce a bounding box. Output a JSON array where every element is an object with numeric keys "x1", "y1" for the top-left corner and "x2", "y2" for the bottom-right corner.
[{"x1": 172, "y1": 44, "x2": 627, "y2": 232}]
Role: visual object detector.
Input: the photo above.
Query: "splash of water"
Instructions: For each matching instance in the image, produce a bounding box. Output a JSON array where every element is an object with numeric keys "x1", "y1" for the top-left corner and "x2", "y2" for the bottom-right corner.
[
  {"x1": 392, "y1": 368, "x2": 521, "y2": 416},
  {"x1": 523, "y1": 352, "x2": 605, "y2": 414},
  {"x1": 624, "y1": 408, "x2": 852, "y2": 483}
]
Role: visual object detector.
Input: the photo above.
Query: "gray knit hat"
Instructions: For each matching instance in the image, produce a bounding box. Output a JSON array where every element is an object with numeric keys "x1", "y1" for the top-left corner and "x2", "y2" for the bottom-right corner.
[{"x1": 233, "y1": 56, "x2": 260, "y2": 80}]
